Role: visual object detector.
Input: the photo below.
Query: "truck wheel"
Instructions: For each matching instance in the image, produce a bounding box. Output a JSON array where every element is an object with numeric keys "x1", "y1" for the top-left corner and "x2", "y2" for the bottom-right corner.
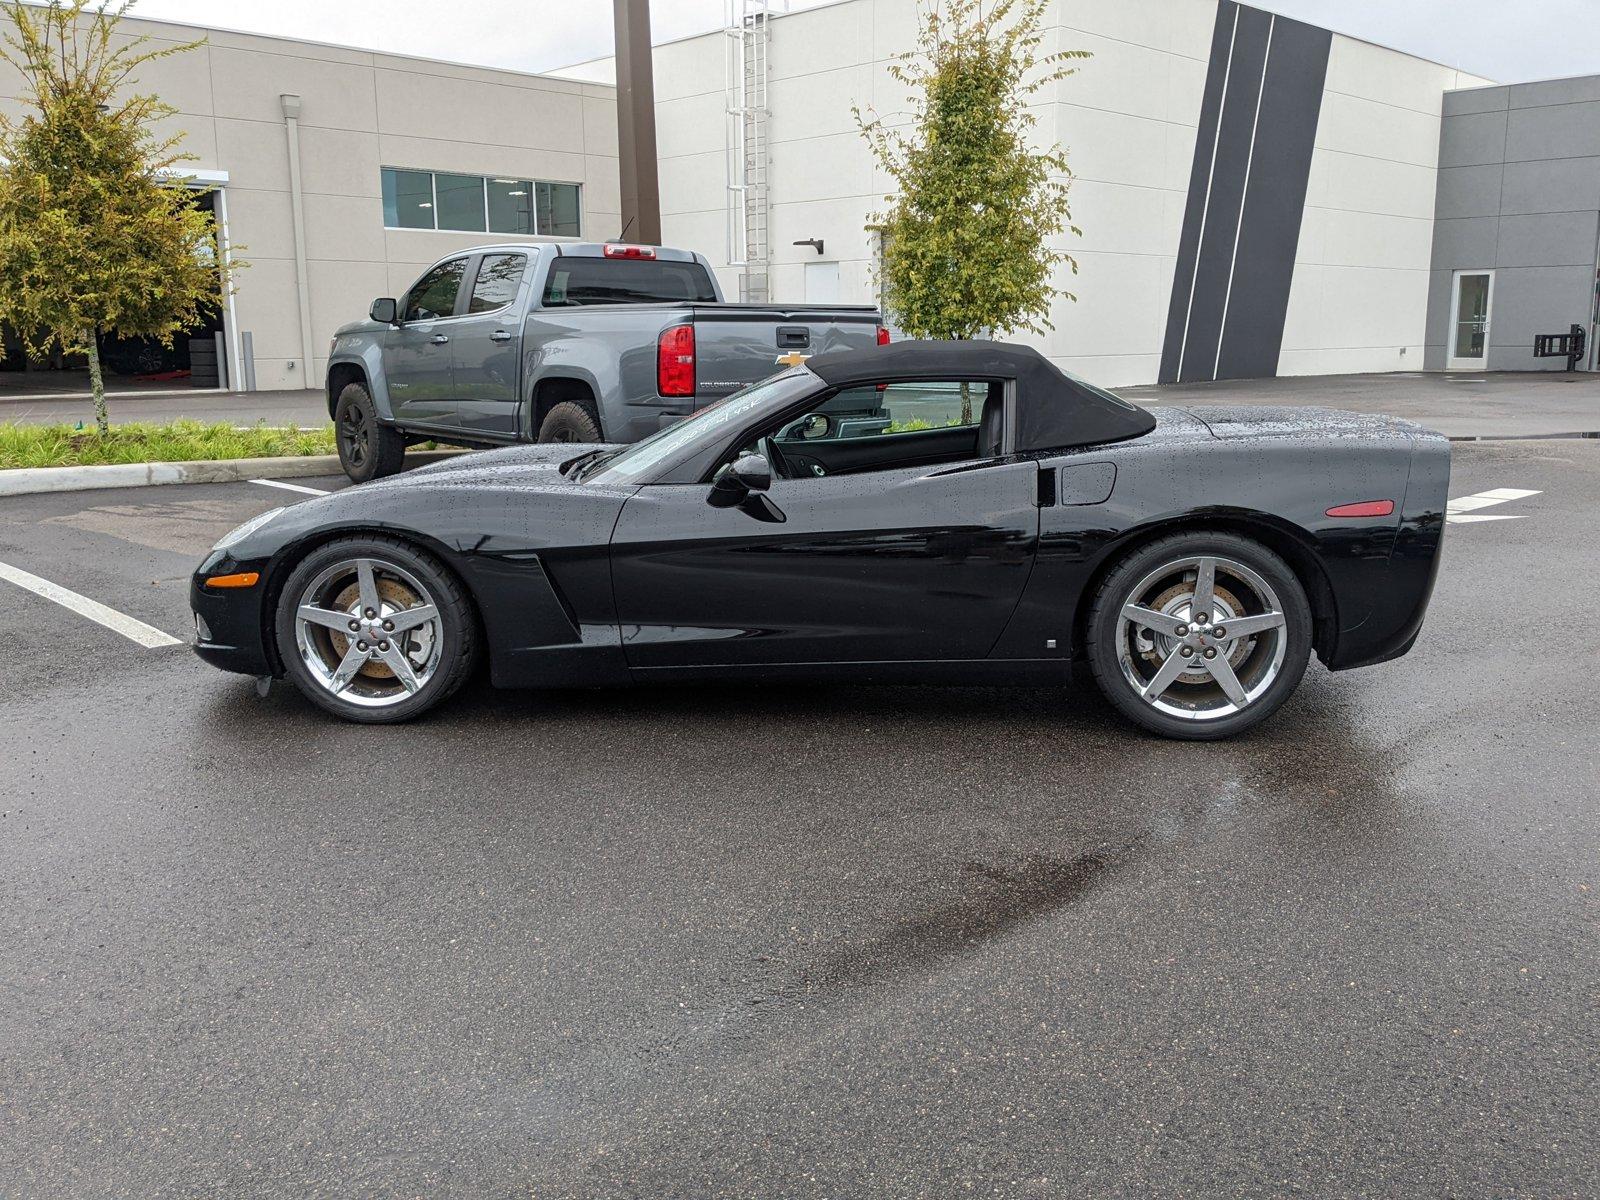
[
  {"x1": 537, "y1": 400, "x2": 603, "y2": 444},
  {"x1": 335, "y1": 381, "x2": 405, "y2": 483}
]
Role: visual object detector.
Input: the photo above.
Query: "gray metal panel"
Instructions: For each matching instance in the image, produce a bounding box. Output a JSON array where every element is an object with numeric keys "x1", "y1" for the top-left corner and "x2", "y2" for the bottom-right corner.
[
  {"x1": 1177, "y1": 5, "x2": 1273, "y2": 383},
  {"x1": 1495, "y1": 210, "x2": 1599, "y2": 267},
  {"x1": 1434, "y1": 164, "x2": 1505, "y2": 219},
  {"x1": 1484, "y1": 265, "x2": 1593, "y2": 368},
  {"x1": 1507, "y1": 74, "x2": 1600, "y2": 109},
  {"x1": 1439, "y1": 110, "x2": 1509, "y2": 168},
  {"x1": 1216, "y1": 12, "x2": 1330, "y2": 381},
  {"x1": 1500, "y1": 156, "x2": 1600, "y2": 215},
  {"x1": 1424, "y1": 268, "x2": 1454, "y2": 368},
  {"x1": 1443, "y1": 86, "x2": 1509, "y2": 117},
  {"x1": 1431, "y1": 217, "x2": 1499, "y2": 270},
  {"x1": 1159, "y1": 1, "x2": 1239, "y2": 385},
  {"x1": 1160, "y1": 2, "x2": 1329, "y2": 384},
  {"x1": 1505, "y1": 101, "x2": 1600, "y2": 162}
]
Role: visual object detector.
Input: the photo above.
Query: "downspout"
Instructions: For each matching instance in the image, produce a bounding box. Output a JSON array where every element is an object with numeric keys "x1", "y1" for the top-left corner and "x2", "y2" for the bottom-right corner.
[{"x1": 280, "y1": 94, "x2": 316, "y2": 383}]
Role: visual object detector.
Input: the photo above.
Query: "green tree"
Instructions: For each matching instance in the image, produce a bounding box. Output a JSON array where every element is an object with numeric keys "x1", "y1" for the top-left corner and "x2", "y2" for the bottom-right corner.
[
  {"x1": 857, "y1": 0, "x2": 1087, "y2": 420},
  {"x1": 0, "y1": 0, "x2": 235, "y2": 435}
]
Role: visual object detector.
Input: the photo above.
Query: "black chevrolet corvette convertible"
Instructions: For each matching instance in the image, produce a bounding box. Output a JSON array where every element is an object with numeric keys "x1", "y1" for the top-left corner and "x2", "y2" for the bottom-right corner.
[{"x1": 192, "y1": 341, "x2": 1448, "y2": 739}]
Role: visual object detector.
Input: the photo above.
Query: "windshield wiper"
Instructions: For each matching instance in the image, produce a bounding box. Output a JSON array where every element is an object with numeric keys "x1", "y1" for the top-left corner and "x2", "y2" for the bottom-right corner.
[{"x1": 560, "y1": 448, "x2": 604, "y2": 478}]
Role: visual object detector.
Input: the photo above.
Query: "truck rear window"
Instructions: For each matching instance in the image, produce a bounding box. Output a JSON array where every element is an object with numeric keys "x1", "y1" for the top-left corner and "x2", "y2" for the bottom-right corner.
[{"x1": 542, "y1": 258, "x2": 717, "y2": 306}]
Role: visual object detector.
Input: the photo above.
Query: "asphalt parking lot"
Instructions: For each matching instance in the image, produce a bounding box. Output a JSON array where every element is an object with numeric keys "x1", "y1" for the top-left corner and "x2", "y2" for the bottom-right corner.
[{"x1": 2, "y1": 441, "x2": 1597, "y2": 1197}]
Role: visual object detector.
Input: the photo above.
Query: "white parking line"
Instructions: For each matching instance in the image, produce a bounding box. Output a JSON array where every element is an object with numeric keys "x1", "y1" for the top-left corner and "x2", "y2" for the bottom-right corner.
[
  {"x1": 249, "y1": 478, "x2": 329, "y2": 496},
  {"x1": 0, "y1": 560, "x2": 182, "y2": 648},
  {"x1": 1446, "y1": 487, "x2": 1540, "y2": 524}
]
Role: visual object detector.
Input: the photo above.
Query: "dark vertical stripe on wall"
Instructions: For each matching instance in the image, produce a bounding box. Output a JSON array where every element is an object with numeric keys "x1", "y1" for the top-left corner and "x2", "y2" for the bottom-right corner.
[{"x1": 1159, "y1": 3, "x2": 1332, "y2": 384}]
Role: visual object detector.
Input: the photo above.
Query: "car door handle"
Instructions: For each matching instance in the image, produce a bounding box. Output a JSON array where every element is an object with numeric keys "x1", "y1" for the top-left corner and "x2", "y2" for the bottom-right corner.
[
  {"x1": 430, "y1": 334, "x2": 450, "y2": 345},
  {"x1": 489, "y1": 330, "x2": 512, "y2": 342}
]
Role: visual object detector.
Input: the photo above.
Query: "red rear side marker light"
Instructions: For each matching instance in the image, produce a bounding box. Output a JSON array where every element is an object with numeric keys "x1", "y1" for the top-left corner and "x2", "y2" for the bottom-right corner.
[
  {"x1": 658, "y1": 324, "x2": 695, "y2": 397},
  {"x1": 876, "y1": 326, "x2": 891, "y2": 346},
  {"x1": 604, "y1": 243, "x2": 656, "y2": 259},
  {"x1": 1326, "y1": 500, "x2": 1395, "y2": 518}
]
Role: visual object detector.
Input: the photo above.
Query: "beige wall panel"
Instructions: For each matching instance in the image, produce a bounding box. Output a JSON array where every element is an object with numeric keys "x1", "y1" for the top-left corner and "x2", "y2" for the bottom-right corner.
[
  {"x1": 207, "y1": 46, "x2": 379, "y2": 130},
  {"x1": 213, "y1": 118, "x2": 291, "y2": 192},
  {"x1": 304, "y1": 194, "x2": 388, "y2": 263},
  {"x1": 296, "y1": 125, "x2": 384, "y2": 198},
  {"x1": 221, "y1": 187, "x2": 297, "y2": 260}
]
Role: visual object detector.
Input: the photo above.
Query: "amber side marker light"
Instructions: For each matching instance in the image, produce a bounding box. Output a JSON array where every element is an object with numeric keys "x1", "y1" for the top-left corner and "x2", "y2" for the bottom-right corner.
[
  {"x1": 1326, "y1": 500, "x2": 1394, "y2": 518},
  {"x1": 204, "y1": 571, "x2": 260, "y2": 589}
]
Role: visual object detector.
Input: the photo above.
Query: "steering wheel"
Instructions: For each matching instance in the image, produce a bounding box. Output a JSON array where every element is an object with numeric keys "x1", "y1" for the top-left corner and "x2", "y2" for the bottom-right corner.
[{"x1": 760, "y1": 435, "x2": 791, "y2": 481}]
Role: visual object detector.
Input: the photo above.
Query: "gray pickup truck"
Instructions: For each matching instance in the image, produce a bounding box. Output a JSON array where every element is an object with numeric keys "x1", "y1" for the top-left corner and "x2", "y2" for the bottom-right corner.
[{"x1": 325, "y1": 242, "x2": 883, "y2": 481}]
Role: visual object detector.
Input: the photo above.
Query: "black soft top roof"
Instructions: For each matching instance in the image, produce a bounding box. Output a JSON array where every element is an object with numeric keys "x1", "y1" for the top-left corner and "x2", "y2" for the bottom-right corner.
[{"x1": 805, "y1": 340, "x2": 1156, "y2": 453}]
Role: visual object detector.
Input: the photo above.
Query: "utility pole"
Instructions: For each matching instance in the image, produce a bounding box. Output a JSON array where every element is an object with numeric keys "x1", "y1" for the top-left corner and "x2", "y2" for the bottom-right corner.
[{"x1": 613, "y1": 0, "x2": 662, "y2": 244}]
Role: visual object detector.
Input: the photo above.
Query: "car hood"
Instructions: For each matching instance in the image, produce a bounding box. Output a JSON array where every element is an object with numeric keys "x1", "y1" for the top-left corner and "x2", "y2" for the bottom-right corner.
[{"x1": 393, "y1": 441, "x2": 617, "y2": 484}]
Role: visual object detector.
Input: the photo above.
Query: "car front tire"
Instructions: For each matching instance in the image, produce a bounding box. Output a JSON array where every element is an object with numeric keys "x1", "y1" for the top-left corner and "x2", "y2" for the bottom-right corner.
[
  {"x1": 274, "y1": 535, "x2": 479, "y2": 723},
  {"x1": 1086, "y1": 530, "x2": 1312, "y2": 740},
  {"x1": 335, "y1": 381, "x2": 406, "y2": 483}
]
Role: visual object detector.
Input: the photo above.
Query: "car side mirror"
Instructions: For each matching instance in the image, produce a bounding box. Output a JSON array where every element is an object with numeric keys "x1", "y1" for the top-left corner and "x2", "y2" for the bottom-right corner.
[
  {"x1": 370, "y1": 297, "x2": 398, "y2": 324},
  {"x1": 708, "y1": 452, "x2": 777, "y2": 514},
  {"x1": 797, "y1": 412, "x2": 832, "y2": 440}
]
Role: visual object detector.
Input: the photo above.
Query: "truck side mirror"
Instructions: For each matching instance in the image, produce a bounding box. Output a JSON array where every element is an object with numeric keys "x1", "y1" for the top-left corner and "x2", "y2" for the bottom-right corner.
[{"x1": 369, "y1": 297, "x2": 398, "y2": 324}]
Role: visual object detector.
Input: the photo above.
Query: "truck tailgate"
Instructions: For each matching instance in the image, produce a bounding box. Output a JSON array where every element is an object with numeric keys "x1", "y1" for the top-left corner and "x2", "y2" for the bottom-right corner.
[{"x1": 691, "y1": 304, "x2": 881, "y2": 402}]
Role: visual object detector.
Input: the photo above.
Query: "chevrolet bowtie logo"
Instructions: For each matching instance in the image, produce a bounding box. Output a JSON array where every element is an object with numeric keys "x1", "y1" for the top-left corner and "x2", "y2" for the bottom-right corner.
[{"x1": 774, "y1": 351, "x2": 810, "y2": 367}]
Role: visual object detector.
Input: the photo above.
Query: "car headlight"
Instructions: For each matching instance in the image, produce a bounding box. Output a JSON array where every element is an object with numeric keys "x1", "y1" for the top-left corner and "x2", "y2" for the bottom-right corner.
[{"x1": 213, "y1": 506, "x2": 285, "y2": 551}]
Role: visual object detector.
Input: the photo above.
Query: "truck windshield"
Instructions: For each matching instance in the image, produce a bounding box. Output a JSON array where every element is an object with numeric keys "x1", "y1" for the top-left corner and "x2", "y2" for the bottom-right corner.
[
  {"x1": 543, "y1": 257, "x2": 718, "y2": 306},
  {"x1": 579, "y1": 369, "x2": 818, "y2": 486}
]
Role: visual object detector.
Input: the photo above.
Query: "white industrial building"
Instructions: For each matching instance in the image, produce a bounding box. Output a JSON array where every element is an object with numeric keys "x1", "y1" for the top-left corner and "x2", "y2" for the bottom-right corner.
[
  {"x1": 562, "y1": 0, "x2": 1491, "y2": 387},
  {"x1": 3, "y1": 0, "x2": 1540, "y2": 393}
]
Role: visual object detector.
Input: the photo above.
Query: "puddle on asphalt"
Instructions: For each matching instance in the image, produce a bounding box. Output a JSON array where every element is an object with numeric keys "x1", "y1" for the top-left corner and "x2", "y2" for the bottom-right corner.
[
  {"x1": 655, "y1": 845, "x2": 1141, "y2": 1060},
  {"x1": 803, "y1": 847, "x2": 1138, "y2": 993}
]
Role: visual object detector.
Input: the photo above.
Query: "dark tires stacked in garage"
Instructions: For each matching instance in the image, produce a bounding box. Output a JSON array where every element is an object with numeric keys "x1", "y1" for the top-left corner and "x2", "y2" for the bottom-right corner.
[{"x1": 1086, "y1": 531, "x2": 1312, "y2": 740}]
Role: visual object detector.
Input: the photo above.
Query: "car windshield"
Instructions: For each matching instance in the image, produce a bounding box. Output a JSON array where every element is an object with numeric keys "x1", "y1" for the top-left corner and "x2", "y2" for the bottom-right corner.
[{"x1": 579, "y1": 368, "x2": 817, "y2": 486}]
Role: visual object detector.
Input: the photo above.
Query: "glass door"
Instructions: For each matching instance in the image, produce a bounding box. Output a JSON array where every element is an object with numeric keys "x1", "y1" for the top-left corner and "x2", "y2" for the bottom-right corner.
[{"x1": 1448, "y1": 270, "x2": 1493, "y2": 368}]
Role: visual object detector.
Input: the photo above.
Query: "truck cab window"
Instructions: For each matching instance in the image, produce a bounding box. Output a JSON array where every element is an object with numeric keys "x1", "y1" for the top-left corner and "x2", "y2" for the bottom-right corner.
[
  {"x1": 468, "y1": 254, "x2": 527, "y2": 313},
  {"x1": 403, "y1": 259, "x2": 467, "y2": 321},
  {"x1": 542, "y1": 258, "x2": 718, "y2": 306}
]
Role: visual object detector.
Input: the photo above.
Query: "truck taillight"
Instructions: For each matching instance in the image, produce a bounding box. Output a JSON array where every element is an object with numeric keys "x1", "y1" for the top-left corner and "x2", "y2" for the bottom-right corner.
[
  {"x1": 604, "y1": 243, "x2": 656, "y2": 259},
  {"x1": 877, "y1": 325, "x2": 891, "y2": 346},
  {"x1": 658, "y1": 324, "x2": 695, "y2": 397}
]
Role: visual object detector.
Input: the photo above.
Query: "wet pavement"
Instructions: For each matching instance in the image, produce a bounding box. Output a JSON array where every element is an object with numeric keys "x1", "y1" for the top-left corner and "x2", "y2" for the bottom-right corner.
[{"x1": 1, "y1": 442, "x2": 1597, "y2": 1197}]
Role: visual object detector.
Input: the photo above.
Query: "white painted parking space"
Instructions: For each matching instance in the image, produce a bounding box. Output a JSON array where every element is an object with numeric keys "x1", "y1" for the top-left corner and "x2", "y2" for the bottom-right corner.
[
  {"x1": 0, "y1": 559, "x2": 182, "y2": 648},
  {"x1": 249, "y1": 478, "x2": 329, "y2": 496},
  {"x1": 1446, "y1": 487, "x2": 1540, "y2": 524}
]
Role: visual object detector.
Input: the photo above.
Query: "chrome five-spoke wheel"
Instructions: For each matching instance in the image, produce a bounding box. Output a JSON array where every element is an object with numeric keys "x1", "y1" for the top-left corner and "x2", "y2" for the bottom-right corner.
[
  {"x1": 1116, "y1": 555, "x2": 1286, "y2": 720},
  {"x1": 275, "y1": 536, "x2": 477, "y2": 722},
  {"x1": 1087, "y1": 532, "x2": 1311, "y2": 739},
  {"x1": 294, "y1": 557, "x2": 443, "y2": 708}
]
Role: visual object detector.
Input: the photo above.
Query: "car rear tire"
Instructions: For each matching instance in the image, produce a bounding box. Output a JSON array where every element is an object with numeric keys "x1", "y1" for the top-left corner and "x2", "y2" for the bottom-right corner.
[
  {"x1": 274, "y1": 535, "x2": 478, "y2": 724},
  {"x1": 537, "y1": 400, "x2": 603, "y2": 444},
  {"x1": 1085, "y1": 530, "x2": 1312, "y2": 740},
  {"x1": 335, "y1": 381, "x2": 406, "y2": 483}
]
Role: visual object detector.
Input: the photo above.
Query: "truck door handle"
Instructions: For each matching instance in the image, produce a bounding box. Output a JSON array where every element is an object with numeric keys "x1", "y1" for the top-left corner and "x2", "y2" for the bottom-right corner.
[
  {"x1": 430, "y1": 334, "x2": 450, "y2": 345},
  {"x1": 489, "y1": 330, "x2": 512, "y2": 342}
]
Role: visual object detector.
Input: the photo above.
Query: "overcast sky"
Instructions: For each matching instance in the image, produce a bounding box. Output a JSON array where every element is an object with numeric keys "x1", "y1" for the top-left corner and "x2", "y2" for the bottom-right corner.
[{"x1": 121, "y1": 0, "x2": 1598, "y2": 84}]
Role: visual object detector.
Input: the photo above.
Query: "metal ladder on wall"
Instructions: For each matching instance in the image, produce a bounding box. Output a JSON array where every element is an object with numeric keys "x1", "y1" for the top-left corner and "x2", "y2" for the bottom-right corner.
[{"x1": 725, "y1": 0, "x2": 784, "y2": 303}]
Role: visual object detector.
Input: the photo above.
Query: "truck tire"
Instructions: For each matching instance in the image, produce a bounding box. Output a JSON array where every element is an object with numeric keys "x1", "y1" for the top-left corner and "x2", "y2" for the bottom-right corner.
[
  {"x1": 537, "y1": 400, "x2": 603, "y2": 444},
  {"x1": 335, "y1": 381, "x2": 405, "y2": 483}
]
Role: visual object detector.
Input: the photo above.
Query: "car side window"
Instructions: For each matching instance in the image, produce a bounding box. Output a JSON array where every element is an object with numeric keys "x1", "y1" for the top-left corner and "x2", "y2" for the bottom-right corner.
[
  {"x1": 748, "y1": 379, "x2": 1002, "y2": 481},
  {"x1": 402, "y1": 259, "x2": 467, "y2": 322},
  {"x1": 467, "y1": 254, "x2": 527, "y2": 314}
]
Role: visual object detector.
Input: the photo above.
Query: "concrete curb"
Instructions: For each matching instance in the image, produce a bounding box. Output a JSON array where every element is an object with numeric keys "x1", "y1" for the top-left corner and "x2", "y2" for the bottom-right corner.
[{"x1": 0, "y1": 450, "x2": 464, "y2": 497}]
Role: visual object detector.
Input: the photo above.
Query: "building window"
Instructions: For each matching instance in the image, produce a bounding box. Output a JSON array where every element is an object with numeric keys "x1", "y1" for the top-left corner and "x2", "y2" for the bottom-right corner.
[{"x1": 381, "y1": 168, "x2": 581, "y2": 237}]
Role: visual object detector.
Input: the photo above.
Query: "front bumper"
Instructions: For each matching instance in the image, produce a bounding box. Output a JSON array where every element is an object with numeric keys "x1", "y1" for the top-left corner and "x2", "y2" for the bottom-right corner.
[{"x1": 190, "y1": 550, "x2": 276, "y2": 676}]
